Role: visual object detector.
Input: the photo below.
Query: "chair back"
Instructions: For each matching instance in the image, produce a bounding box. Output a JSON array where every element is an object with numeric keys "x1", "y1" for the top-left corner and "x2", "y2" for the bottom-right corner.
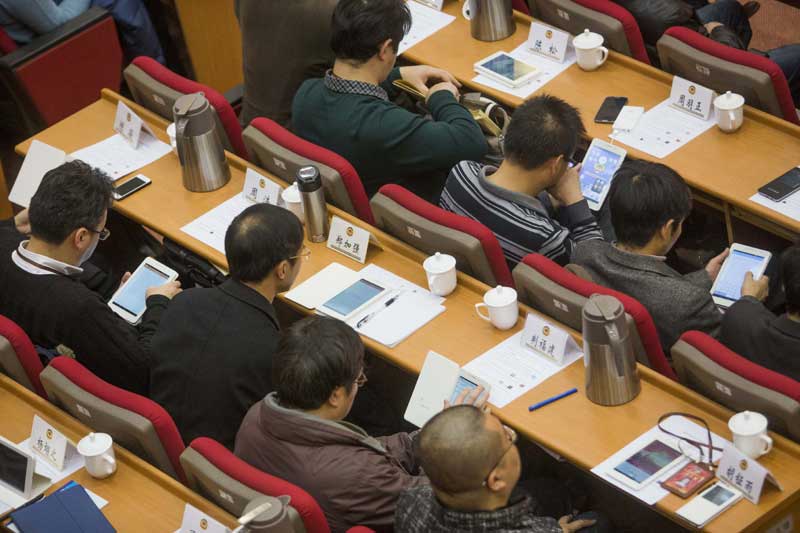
[
  {"x1": 243, "y1": 118, "x2": 374, "y2": 224},
  {"x1": 513, "y1": 0, "x2": 530, "y2": 13},
  {"x1": 672, "y1": 331, "x2": 800, "y2": 441},
  {"x1": 512, "y1": 254, "x2": 677, "y2": 379},
  {"x1": 371, "y1": 184, "x2": 514, "y2": 287},
  {"x1": 0, "y1": 316, "x2": 45, "y2": 397},
  {"x1": 0, "y1": 27, "x2": 17, "y2": 55},
  {"x1": 40, "y1": 357, "x2": 186, "y2": 480},
  {"x1": 123, "y1": 56, "x2": 249, "y2": 157},
  {"x1": 657, "y1": 27, "x2": 799, "y2": 125}
]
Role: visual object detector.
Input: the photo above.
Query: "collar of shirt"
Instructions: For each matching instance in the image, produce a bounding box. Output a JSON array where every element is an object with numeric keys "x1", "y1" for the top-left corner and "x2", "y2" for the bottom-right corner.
[
  {"x1": 613, "y1": 243, "x2": 667, "y2": 261},
  {"x1": 323, "y1": 70, "x2": 389, "y2": 101},
  {"x1": 429, "y1": 490, "x2": 535, "y2": 530},
  {"x1": 218, "y1": 279, "x2": 280, "y2": 331},
  {"x1": 11, "y1": 241, "x2": 83, "y2": 277},
  {"x1": 477, "y1": 165, "x2": 551, "y2": 217},
  {"x1": 775, "y1": 314, "x2": 800, "y2": 339}
]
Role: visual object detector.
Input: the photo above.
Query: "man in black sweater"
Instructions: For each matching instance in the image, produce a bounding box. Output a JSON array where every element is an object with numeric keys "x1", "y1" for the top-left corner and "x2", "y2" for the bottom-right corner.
[
  {"x1": 149, "y1": 204, "x2": 305, "y2": 449},
  {"x1": 0, "y1": 162, "x2": 180, "y2": 394}
]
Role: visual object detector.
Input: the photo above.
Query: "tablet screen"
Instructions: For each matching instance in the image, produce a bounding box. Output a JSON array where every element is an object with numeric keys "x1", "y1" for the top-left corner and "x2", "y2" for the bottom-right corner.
[
  {"x1": 613, "y1": 440, "x2": 681, "y2": 484},
  {"x1": 112, "y1": 263, "x2": 171, "y2": 316},
  {"x1": 712, "y1": 249, "x2": 767, "y2": 301},
  {"x1": 580, "y1": 145, "x2": 625, "y2": 207},
  {"x1": 479, "y1": 54, "x2": 535, "y2": 82},
  {"x1": 0, "y1": 441, "x2": 28, "y2": 493},
  {"x1": 322, "y1": 279, "x2": 384, "y2": 317}
]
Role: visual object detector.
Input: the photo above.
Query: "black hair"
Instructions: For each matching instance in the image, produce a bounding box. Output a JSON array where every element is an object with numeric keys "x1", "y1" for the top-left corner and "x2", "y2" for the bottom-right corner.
[
  {"x1": 330, "y1": 0, "x2": 412, "y2": 63},
  {"x1": 503, "y1": 94, "x2": 586, "y2": 170},
  {"x1": 781, "y1": 244, "x2": 800, "y2": 313},
  {"x1": 28, "y1": 161, "x2": 114, "y2": 244},
  {"x1": 609, "y1": 160, "x2": 692, "y2": 248},
  {"x1": 272, "y1": 316, "x2": 364, "y2": 410},
  {"x1": 224, "y1": 204, "x2": 304, "y2": 283}
]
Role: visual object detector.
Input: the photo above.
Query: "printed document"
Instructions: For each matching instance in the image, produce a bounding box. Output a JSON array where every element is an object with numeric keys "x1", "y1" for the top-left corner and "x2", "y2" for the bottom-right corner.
[
  {"x1": 70, "y1": 133, "x2": 171, "y2": 181},
  {"x1": 181, "y1": 194, "x2": 252, "y2": 254},
  {"x1": 398, "y1": 1, "x2": 455, "y2": 55},
  {"x1": 749, "y1": 190, "x2": 800, "y2": 222}
]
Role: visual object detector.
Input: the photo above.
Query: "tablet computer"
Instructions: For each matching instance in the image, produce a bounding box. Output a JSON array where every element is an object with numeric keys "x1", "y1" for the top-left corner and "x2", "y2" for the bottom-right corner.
[
  {"x1": 710, "y1": 244, "x2": 771, "y2": 309},
  {"x1": 474, "y1": 52, "x2": 540, "y2": 88},
  {"x1": 0, "y1": 436, "x2": 35, "y2": 498},
  {"x1": 607, "y1": 438, "x2": 684, "y2": 490},
  {"x1": 319, "y1": 278, "x2": 389, "y2": 322},
  {"x1": 108, "y1": 257, "x2": 179, "y2": 324},
  {"x1": 579, "y1": 138, "x2": 627, "y2": 211}
]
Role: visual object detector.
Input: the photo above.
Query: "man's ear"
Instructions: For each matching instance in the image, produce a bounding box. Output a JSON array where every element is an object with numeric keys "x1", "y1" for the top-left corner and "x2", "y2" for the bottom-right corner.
[
  {"x1": 275, "y1": 259, "x2": 291, "y2": 281},
  {"x1": 73, "y1": 228, "x2": 91, "y2": 250},
  {"x1": 658, "y1": 219, "x2": 677, "y2": 243},
  {"x1": 378, "y1": 38, "x2": 395, "y2": 61},
  {"x1": 484, "y1": 468, "x2": 509, "y2": 493},
  {"x1": 327, "y1": 385, "x2": 348, "y2": 409}
]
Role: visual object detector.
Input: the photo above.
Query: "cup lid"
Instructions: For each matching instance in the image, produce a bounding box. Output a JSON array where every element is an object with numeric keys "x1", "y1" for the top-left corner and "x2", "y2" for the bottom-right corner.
[
  {"x1": 728, "y1": 411, "x2": 767, "y2": 436},
  {"x1": 77, "y1": 432, "x2": 112, "y2": 456},
  {"x1": 423, "y1": 252, "x2": 456, "y2": 274},
  {"x1": 573, "y1": 29, "x2": 603, "y2": 49},
  {"x1": 484, "y1": 285, "x2": 517, "y2": 306},
  {"x1": 713, "y1": 90, "x2": 744, "y2": 110},
  {"x1": 281, "y1": 182, "x2": 301, "y2": 202}
]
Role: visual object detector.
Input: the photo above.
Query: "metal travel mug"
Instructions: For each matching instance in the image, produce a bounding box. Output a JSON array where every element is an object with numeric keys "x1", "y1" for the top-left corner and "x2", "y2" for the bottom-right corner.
[{"x1": 296, "y1": 166, "x2": 329, "y2": 242}]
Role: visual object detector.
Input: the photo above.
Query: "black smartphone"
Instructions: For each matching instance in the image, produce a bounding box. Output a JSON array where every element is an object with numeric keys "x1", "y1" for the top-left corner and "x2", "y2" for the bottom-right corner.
[
  {"x1": 113, "y1": 175, "x2": 151, "y2": 200},
  {"x1": 758, "y1": 167, "x2": 800, "y2": 202},
  {"x1": 594, "y1": 96, "x2": 628, "y2": 124}
]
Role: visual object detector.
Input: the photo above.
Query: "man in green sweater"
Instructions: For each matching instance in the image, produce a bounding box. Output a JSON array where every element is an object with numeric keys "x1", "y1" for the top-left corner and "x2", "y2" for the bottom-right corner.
[{"x1": 291, "y1": 0, "x2": 488, "y2": 202}]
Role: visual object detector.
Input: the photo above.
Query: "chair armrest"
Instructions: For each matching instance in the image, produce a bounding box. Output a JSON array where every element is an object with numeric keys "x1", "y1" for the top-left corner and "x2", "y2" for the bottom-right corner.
[{"x1": 224, "y1": 83, "x2": 244, "y2": 114}]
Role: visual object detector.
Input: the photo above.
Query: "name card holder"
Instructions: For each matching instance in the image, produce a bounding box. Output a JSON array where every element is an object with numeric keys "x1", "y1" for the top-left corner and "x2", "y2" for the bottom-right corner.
[
  {"x1": 327, "y1": 215, "x2": 370, "y2": 264},
  {"x1": 669, "y1": 76, "x2": 714, "y2": 121},
  {"x1": 527, "y1": 22, "x2": 570, "y2": 63},
  {"x1": 179, "y1": 503, "x2": 230, "y2": 533},
  {"x1": 30, "y1": 414, "x2": 71, "y2": 471},
  {"x1": 716, "y1": 444, "x2": 783, "y2": 504},
  {"x1": 521, "y1": 313, "x2": 580, "y2": 365},
  {"x1": 243, "y1": 168, "x2": 282, "y2": 205},
  {"x1": 114, "y1": 101, "x2": 157, "y2": 149}
]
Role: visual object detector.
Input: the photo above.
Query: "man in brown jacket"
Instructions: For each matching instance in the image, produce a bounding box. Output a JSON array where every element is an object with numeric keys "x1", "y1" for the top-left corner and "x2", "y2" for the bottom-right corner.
[{"x1": 234, "y1": 315, "x2": 486, "y2": 532}]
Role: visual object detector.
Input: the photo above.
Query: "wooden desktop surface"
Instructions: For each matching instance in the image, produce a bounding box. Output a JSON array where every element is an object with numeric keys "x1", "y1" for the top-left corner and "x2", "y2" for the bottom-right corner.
[
  {"x1": 15, "y1": 91, "x2": 800, "y2": 532},
  {"x1": 0, "y1": 374, "x2": 236, "y2": 531}
]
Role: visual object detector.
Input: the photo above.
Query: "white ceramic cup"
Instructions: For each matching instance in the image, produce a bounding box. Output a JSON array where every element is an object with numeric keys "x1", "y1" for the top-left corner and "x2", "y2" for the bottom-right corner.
[
  {"x1": 475, "y1": 285, "x2": 518, "y2": 330},
  {"x1": 166, "y1": 122, "x2": 178, "y2": 154},
  {"x1": 573, "y1": 29, "x2": 609, "y2": 71},
  {"x1": 281, "y1": 182, "x2": 305, "y2": 224},
  {"x1": 77, "y1": 432, "x2": 117, "y2": 479},
  {"x1": 713, "y1": 91, "x2": 745, "y2": 133},
  {"x1": 423, "y1": 252, "x2": 457, "y2": 297},
  {"x1": 728, "y1": 411, "x2": 773, "y2": 459}
]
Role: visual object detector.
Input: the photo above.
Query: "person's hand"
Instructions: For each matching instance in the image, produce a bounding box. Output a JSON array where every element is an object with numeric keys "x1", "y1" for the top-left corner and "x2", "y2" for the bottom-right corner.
[
  {"x1": 14, "y1": 209, "x2": 31, "y2": 235},
  {"x1": 740, "y1": 271, "x2": 770, "y2": 301},
  {"x1": 444, "y1": 385, "x2": 489, "y2": 410},
  {"x1": 558, "y1": 515, "x2": 596, "y2": 533},
  {"x1": 426, "y1": 81, "x2": 460, "y2": 102},
  {"x1": 118, "y1": 271, "x2": 132, "y2": 291},
  {"x1": 146, "y1": 280, "x2": 182, "y2": 300},
  {"x1": 547, "y1": 163, "x2": 583, "y2": 206},
  {"x1": 400, "y1": 65, "x2": 460, "y2": 95},
  {"x1": 705, "y1": 248, "x2": 729, "y2": 281},
  {"x1": 704, "y1": 21, "x2": 724, "y2": 33}
]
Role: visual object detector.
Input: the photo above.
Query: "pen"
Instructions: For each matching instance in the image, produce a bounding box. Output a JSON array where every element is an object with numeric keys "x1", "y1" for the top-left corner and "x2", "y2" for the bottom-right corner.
[
  {"x1": 528, "y1": 387, "x2": 578, "y2": 412},
  {"x1": 356, "y1": 293, "x2": 402, "y2": 329}
]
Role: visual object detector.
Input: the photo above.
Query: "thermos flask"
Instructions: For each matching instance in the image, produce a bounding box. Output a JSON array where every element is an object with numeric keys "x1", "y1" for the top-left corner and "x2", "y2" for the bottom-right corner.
[{"x1": 296, "y1": 166, "x2": 328, "y2": 242}]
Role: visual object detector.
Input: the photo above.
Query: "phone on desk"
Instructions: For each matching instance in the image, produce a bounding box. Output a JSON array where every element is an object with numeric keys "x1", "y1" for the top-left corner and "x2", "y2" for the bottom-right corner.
[
  {"x1": 676, "y1": 481, "x2": 742, "y2": 527},
  {"x1": 757, "y1": 167, "x2": 800, "y2": 202},
  {"x1": 474, "y1": 52, "x2": 539, "y2": 88},
  {"x1": 108, "y1": 257, "x2": 178, "y2": 324},
  {"x1": 113, "y1": 174, "x2": 151, "y2": 200},
  {"x1": 578, "y1": 138, "x2": 627, "y2": 210},
  {"x1": 594, "y1": 96, "x2": 628, "y2": 123},
  {"x1": 710, "y1": 244, "x2": 771, "y2": 309},
  {"x1": 318, "y1": 278, "x2": 389, "y2": 322}
]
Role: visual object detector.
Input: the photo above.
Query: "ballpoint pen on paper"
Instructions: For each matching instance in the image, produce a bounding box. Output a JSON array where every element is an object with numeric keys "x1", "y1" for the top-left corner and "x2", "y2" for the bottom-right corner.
[
  {"x1": 528, "y1": 387, "x2": 578, "y2": 412},
  {"x1": 356, "y1": 292, "x2": 403, "y2": 329}
]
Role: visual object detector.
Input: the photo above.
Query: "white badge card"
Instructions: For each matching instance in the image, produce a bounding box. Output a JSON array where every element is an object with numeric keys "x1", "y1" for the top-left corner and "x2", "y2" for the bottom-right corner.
[
  {"x1": 29, "y1": 414, "x2": 69, "y2": 471},
  {"x1": 113, "y1": 101, "x2": 157, "y2": 149},
  {"x1": 178, "y1": 503, "x2": 231, "y2": 533},
  {"x1": 327, "y1": 215, "x2": 370, "y2": 264},
  {"x1": 521, "y1": 313, "x2": 580, "y2": 365},
  {"x1": 716, "y1": 444, "x2": 783, "y2": 504},
  {"x1": 242, "y1": 168, "x2": 282, "y2": 205},
  {"x1": 669, "y1": 76, "x2": 714, "y2": 120},
  {"x1": 527, "y1": 23, "x2": 570, "y2": 63}
]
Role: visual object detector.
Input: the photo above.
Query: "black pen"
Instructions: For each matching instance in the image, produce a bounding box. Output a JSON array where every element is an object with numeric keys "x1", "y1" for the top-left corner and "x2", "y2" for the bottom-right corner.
[{"x1": 357, "y1": 293, "x2": 402, "y2": 329}]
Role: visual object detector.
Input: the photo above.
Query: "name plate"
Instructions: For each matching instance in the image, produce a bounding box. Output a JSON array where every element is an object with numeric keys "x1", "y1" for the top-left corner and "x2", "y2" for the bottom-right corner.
[
  {"x1": 527, "y1": 22, "x2": 570, "y2": 63},
  {"x1": 243, "y1": 168, "x2": 281, "y2": 205},
  {"x1": 327, "y1": 215, "x2": 370, "y2": 263},
  {"x1": 30, "y1": 414, "x2": 68, "y2": 471},
  {"x1": 179, "y1": 503, "x2": 230, "y2": 533},
  {"x1": 113, "y1": 101, "x2": 156, "y2": 149},
  {"x1": 669, "y1": 76, "x2": 714, "y2": 120},
  {"x1": 716, "y1": 444, "x2": 782, "y2": 504},
  {"x1": 521, "y1": 313, "x2": 580, "y2": 365}
]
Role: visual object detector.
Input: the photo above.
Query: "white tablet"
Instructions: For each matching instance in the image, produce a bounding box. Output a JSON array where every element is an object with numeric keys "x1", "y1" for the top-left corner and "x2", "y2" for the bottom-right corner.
[
  {"x1": 0, "y1": 436, "x2": 35, "y2": 498},
  {"x1": 579, "y1": 138, "x2": 627, "y2": 211},
  {"x1": 474, "y1": 52, "x2": 540, "y2": 88},
  {"x1": 318, "y1": 278, "x2": 390, "y2": 322},
  {"x1": 710, "y1": 244, "x2": 771, "y2": 309},
  {"x1": 677, "y1": 481, "x2": 742, "y2": 527},
  {"x1": 607, "y1": 438, "x2": 684, "y2": 490},
  {"x1": 108, "y1": 257, "x2": 178, "y2": 324}
]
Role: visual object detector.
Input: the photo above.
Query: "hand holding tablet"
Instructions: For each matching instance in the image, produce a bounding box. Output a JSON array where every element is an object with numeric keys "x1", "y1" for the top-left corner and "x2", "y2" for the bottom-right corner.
[{"x1": 709, "y1": 244, "x2": 771, "y2": 309}]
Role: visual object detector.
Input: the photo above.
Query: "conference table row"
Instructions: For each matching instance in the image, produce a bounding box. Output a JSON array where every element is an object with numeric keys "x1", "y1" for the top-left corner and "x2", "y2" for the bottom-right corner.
[{"x1": 12, "y1": 89, "x2": 800, "y2": 532}]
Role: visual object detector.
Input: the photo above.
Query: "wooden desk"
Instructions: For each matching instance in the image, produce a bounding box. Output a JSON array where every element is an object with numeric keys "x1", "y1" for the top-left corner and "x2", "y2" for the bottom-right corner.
[
  {"x1": 15, "y1": 91, "x2": 800, "y2": 532},
  {"x1": 0, "y1": 374, "x2": 236, "y2": 531},
  {"x1": 402, "y1": 4, "x2": 800, "y2": 242}
]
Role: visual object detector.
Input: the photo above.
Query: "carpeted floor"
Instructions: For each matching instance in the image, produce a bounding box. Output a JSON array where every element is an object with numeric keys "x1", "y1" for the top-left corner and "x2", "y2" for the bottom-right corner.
[{"x1": 747, "y1": 0, "x2": 800, "y2": 50}]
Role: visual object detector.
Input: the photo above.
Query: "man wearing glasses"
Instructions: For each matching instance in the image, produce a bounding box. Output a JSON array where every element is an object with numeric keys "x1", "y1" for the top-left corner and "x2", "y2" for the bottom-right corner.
[
  {"x1": 0, "y1": 161, "x2": 180, "y2": 395},
  {"x1": 150, "y1": 203, "x2": 306, "y2": 450},
  {"x1": 396, "y1": 405, "x2": 607, "y2": 532}
]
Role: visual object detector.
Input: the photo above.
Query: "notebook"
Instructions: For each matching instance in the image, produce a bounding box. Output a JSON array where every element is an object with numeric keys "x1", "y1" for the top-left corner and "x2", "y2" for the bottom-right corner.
[{"x1": 10, "y1": 484, "x2": 115, "y2": 533}]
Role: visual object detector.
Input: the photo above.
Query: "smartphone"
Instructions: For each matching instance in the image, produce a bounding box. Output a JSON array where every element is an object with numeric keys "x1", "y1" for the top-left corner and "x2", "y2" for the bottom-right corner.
[
  {"x1": 113, "y1": 174, "x2": 151, "y2": 200},
  {"x1": 594, "y1": 96, "x2": 629, "y2": 124},
  {"x1": 474, "y1": 52, "x2": 540, "y2": 88},
  {"x1": 676, "y1": 481, "x2": 743, "y2": 527},
  {"x1": 757, "y1": 167, "x2": 800, "y2": 202}
]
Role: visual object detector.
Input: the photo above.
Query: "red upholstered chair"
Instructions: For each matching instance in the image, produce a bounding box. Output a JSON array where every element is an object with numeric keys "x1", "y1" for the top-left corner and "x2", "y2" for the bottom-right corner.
[
  {"x1": 513, "y1": 253, "x2": 677, "y2": 380},
  {"x1": 39, "y1": 357, "x2": 186, "y2": 481},
  {"x1": 123, "y1": 56, "x2": 249, "y2": 158},
  {"x1": 672, "y1": 332, "x2": 800, "y2": 441},
  {"x1": 0, "y1": 7, "x2": 122, "y2": 137},
  {"x1": 242, "y1": 118, "x2": 374, "y2": 224},
  {"x1": 513, "y1": 0, "x2": 530, "y2": 13},
  {"x1": 180, "y1": 437, "x2": 374, "y2": 533},
  {"x1": 657, "y1": 27, "x2": 799, "y2": 125},
  {"x1": 371, "y1": 184, "x2": 514, "y2": 287},
  {"x1": 529, "y1": 0, "x2": 650, "y2": 64},
  {"x1": 0, "y1": 315, "x2": 45, "y2": 398}
]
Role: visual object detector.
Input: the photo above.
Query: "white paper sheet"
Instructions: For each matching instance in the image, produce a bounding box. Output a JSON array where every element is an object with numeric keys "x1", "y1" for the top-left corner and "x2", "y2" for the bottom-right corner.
[
  {"x1": 462, "y1": 330, "x2": 582, "y2": 408},
  {"x1": 749, "y1": 189, "x2": 800, "y2": 223},
  {"x1": 70, "y1": 132, "x2": 171, "y2": 181},
  {"x1": 471, "y1": 42, "x2": 577, "y2": 99},
  {"x1": 181, "y1": 194, "x2": 253, "y2": 254},
  {"x1": 17, "y1": 438, "x2": 85, "y2": 487},
  {"x1": 611, "y1": 99, "x2": 716, "y2": 159},
  {"x1": 398, "y1": 1, "x2": 455, "y2": 55},
  {"x1": 591, "y1": 416, "x2": 730, "y2": 506},
  {"x1": 284, "y1": 263, "x2": 361, "y2": 310},
  {"x1": 8, "y1": 140, "x2": 67, "y2": 208}
]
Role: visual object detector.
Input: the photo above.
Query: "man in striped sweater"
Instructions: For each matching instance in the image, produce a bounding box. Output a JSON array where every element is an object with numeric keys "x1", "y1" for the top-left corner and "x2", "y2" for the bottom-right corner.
[{"x1": 439, "y1": 95, "x2": 603, "y2": 268}]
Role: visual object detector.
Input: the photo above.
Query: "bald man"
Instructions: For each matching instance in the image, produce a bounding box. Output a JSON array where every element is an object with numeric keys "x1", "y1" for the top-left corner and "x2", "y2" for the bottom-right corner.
[{"x1": 395, "y1": 405, "x2": 606, "y2": 533}]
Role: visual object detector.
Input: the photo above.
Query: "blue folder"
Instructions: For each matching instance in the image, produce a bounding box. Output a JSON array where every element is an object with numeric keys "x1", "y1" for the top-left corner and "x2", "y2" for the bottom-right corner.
[{"x1": 10, "y1": 483, "x2": 115, "y2": 533}]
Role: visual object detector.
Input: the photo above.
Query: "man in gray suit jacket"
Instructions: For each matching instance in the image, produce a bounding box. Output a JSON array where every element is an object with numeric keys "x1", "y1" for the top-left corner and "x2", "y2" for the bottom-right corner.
[{"x1": 573, "y1": 161, "x2": 766, "y2": 351}]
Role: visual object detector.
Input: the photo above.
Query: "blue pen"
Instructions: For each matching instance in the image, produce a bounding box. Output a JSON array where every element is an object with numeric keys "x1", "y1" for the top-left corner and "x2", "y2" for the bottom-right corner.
[{"x1": 528, "y1": 387, "x2": 578, "y2": 412}]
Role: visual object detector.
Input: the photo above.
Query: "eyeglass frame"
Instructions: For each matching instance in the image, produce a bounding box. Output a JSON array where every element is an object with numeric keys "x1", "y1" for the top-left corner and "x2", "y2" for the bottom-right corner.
[
  {"x1": 86, "y1": 227, "x2": 111, "y2": 241},
  {"x1": 481, "y1": 423, "x2": 518, "y2": 487},
  {"x1": 289, "y1": 246, "x2": 311, "y2": 262},
  {"x1": 354, "y1": 370, "x2": 368, "y2": 388}
]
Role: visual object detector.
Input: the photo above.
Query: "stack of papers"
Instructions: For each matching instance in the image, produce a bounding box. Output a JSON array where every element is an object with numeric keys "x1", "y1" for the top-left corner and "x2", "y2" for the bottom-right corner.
[
  {"x1": 750, "y1": 190, "x2": 800, "y2": 222},
  {"x1": 398, "y1": 1, "x2": 455, "y2": 55},
  {"x1": 70, "y1": 133, "x2": 172, "y2": 181},
  {"x1": 181, "y1": 194, "x2": 253, "y2": 254}
]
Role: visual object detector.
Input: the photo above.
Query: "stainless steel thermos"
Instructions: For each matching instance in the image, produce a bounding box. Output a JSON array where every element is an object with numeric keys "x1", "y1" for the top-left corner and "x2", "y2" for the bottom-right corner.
[{"x1": 296, "y1": 166, "x2": 328, "y2": 242}]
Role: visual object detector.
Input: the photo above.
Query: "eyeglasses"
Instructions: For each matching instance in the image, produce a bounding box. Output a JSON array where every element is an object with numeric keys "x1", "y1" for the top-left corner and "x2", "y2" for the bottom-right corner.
[
  {"x1": 481, "y1": 424, "x2": 517, "y2": 487},
  {"x1": 87, "y1": 227, "x2": 111, "y2": 241},
  {"x1": 355, "y1": 370, "x2": 368, "y2": 388},
  {"x1": 289, "y1": 246, "x2": 311, "y2": 262}
]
